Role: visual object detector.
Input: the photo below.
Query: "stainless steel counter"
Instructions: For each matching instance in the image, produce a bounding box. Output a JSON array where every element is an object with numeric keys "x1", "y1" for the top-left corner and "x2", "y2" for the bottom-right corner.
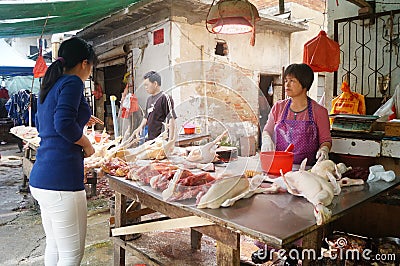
[{"x1": 109, "y1": 157, "x2": 400, "y2": 247}]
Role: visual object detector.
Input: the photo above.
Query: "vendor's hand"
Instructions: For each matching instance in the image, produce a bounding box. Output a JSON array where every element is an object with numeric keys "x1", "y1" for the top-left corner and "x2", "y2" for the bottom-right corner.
[
  {"x1": 133, "y1": 128, "x2": 141, "y2": 139},
  {"x1": 261, "y1": 132, "x2": 275, "y2": 152},
  {"x1": 83, "y1": 144, "x2": 95, "y2": 158},
  {"x1": 316, "y1": 146, "x2": 329, "y2": 163},
  {"x1": 86, "y1": 115, "x2": 104, "y2": 127}
]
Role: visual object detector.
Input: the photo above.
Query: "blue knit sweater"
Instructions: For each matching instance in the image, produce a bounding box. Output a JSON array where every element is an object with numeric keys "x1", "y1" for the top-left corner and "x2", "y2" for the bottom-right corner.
[{"x1": 29, "y1": 75, "x2": 91, "y2": 191}]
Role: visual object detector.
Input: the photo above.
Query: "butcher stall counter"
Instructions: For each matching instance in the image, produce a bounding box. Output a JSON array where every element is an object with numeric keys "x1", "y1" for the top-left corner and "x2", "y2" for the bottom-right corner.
[
  {"x1": 10, "y1": 126, "x2": 97, "y2": 196},
  {"x1": 108, "y1": 157, "x2": 400, "y2": 266}
]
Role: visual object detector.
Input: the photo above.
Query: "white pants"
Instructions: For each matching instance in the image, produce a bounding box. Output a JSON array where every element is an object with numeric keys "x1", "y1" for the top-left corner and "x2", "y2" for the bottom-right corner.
[{"x1": 30, "y1": 186, "x2": 87, "y2": 266}]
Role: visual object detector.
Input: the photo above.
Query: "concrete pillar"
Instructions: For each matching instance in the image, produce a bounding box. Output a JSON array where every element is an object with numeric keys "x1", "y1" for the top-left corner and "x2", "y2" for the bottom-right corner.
[{"x1": 51, "y1": 33, "x2": 64, "y2": 62}]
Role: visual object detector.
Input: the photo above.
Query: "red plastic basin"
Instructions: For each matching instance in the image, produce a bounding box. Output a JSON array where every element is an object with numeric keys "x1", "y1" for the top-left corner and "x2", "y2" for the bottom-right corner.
[
  {"x1": 183, "y1": 127, "x2": 195, "y2": 134},
  {"x1": 260, "y1": 151, "x2": 294, "y2": 176}
]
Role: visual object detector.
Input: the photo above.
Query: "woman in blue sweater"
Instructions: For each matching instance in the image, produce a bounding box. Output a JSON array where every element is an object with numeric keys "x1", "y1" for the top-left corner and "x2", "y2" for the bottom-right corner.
[{"x1": 29, "y1": 37, "x2": 96, "y2": 266}]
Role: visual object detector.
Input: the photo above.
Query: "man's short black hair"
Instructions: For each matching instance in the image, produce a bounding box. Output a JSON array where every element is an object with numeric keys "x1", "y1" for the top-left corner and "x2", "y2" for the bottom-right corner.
[
  {"x1": 284, "y1": 63, "x2": 314, "y2": 91},
  {"x1": 144, "y1": 71, "x2": 161, "y2": 86}
]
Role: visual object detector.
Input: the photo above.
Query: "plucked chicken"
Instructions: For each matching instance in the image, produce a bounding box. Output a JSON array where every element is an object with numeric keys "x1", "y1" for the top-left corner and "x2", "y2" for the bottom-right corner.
[
  {"x1": 310, "y1": 160, "x2": 352, "y2": 181},
  {"x1": 196, "y1": 175, "x2": 249, "y2": 209},
  {"x1": 264, "y1": 158, "x2": 342, "y2": 225},
  {"x1": 186, "y1": 130, "x2": 227, "y2": 164}
]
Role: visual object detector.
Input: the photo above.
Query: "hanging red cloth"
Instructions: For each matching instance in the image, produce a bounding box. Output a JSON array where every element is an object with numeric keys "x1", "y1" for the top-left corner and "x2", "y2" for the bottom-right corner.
[
  {"x1": 33, "y1": 54, "x2": 48, "y2": 78},
  {"x1": 303, "y1": 31, "x2": 340, "y2": 72},
  {"x1": 92, "y1": 83, "x2": 103, "y2": 100},
  {"x1": 33, "y1": 39, "x2": 48, "y2": 78}
]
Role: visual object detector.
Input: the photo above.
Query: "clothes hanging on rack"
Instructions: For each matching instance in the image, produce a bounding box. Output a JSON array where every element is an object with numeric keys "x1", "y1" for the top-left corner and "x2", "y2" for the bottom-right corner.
[
  {"x1": 0, "y1": 87, "x2": 9, "y2": 99},
  {"x1": 0, "y1": 98, "x2": 8, "y2": 118},
  {"x1": 5, "y1": 90, "x2": 37, "y2": 126}
]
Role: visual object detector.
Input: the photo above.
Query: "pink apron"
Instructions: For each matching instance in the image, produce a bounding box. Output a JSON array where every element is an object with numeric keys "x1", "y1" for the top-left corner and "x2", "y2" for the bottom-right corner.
[{"x1": 274, "y1": 97, "x2": 319, "y2": 165}]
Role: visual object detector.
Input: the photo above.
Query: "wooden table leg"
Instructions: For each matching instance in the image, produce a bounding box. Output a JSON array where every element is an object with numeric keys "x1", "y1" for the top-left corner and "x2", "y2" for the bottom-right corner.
[
  {"x1": 114, "y1": 192, "x2": 127, "y2": 266},
  {"x1": 301, "y1": 227, "x2": 325, "y2": 266},
  {"x1": 191, "y1": 229, "x2": 202, "y2": 250},
  {"x1": 216, "y1": 232, "x2": 240, "y2": 266}
]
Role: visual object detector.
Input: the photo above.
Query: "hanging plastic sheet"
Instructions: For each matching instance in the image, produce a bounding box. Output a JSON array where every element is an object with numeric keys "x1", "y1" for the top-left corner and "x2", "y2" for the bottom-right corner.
[
  {"x1": 303, "y1": 31, "x2": 340, "y2": 72},
  {"x1": 118, "y1": 91, "x2": 142, "y2": 144},
  {"x1": 119, "y1": 92, "x2": 139, "y2": 119}
]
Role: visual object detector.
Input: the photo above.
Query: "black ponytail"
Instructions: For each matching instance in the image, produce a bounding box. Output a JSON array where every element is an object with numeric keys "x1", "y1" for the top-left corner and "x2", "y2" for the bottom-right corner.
[
  {"x1": 39, "y1": 60, "x2": 64, "y2": 103},
  {"x1": 39, "y1": 37, "x2": 97, "y2": 103}
]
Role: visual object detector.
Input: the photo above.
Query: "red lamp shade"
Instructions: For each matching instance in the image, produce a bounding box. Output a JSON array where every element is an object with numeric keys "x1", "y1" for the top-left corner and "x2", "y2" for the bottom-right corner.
[
  {"x1": 206, "y1": 0, "x2": 260, "y2": 45},
  {"x1": 206, "y1": 0, "x2": 260, "y2": 25},
  {"x1": 212, "y1": 17, "x2": 253, "y2": 34}
]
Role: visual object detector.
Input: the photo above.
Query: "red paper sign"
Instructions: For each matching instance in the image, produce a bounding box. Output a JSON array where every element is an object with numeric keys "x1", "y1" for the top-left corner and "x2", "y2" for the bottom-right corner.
[{"x1": 153, "y1": 29, "x2": 164, "y2": 45}]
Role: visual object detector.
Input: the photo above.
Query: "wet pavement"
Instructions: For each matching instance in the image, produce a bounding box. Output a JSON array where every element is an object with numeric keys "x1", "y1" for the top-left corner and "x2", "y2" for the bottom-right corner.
[{"x1": 0, "y1": 143, "x2": 143, "y2": 266}]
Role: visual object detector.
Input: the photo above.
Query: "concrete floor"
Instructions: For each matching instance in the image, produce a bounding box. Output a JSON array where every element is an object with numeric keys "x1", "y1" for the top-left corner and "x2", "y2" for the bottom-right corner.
[
  {"x1": 0, "y1": 143, "x2": 259, "y2": 266},
  {"x1": 0, "y1": 143, "x2": 143, "y2": 266}
]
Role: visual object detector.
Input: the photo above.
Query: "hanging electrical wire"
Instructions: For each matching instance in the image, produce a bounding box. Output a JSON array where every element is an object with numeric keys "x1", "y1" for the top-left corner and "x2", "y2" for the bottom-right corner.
[
  {"x1": 374, "y1": 1, "x2": 400, "y2": 4},
  {"x1": 322, "y1": 0, "x2": 327, "y2": 31}
]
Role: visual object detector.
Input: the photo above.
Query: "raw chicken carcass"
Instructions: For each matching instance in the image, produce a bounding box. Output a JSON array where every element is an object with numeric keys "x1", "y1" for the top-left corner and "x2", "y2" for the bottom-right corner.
[
  {"x1": 310, "y1": 160, "x2": 352, "y2": 181},
  {"x1": 263, "y1": 158, "x2": 341, "y2": 225},
  {"x1": 186, "y1": 130, "x2": 227, "y2": 164},
  {"x1": 282, "y1": 159, "x2": 341, "y2": 225},
  {"x1": 220, "y1": 174, "x2": 268, "y2": 207},
  {"x1": 125, "y1": 123, "x2": 177, "y2": 161},
  {"x1": 197, "y1": 175, "x2": 249, "y2": 209},
  {"x1": 263, "y1": 159, "x2": 364, "y2": 225}
]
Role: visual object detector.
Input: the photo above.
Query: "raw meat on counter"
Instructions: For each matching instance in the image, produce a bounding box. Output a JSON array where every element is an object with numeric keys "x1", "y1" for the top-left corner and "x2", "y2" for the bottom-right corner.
[
  {"x1": 341, "y1": 166, "x2": 369, "y2": 181},
  {"x1": 127, "y1": 162, "x2": 178, "y2": 183},
  {"x1": 128, "y1": 161, "x2": 216, "y2": 202},
  {"x1": 101, "y1": 157, "x2": 130, "y2": 177},
  {"x1": 162, "y1": 169, "x2": 216, "y2": 202},
  {"x1": 10, "y1": 125, "x2": 38, "y2": 139}
]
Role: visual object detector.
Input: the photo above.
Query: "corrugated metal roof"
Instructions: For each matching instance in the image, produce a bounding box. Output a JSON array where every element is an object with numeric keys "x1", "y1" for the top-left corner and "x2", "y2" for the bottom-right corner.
[{"x1": 0, "y1": 0, "x2": 141, "y2": 38}]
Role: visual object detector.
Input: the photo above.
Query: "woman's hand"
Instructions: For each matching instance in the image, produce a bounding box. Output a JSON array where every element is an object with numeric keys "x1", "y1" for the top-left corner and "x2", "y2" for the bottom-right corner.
[
  {"x1": 133, "y1": 127, "x2": 142, "y2": 139},
  {"x1": 83, "y1": 144, "x2": 95, "y2": 158},
  {"x1": 75, "y1": 135, "x2": 95, "y2": 157},
  {"x1": 261, "y1": 132, "x2": 275, "y2": 152},
  {"x1": 86, "y1": 115, "x2": 104, "y2": 127},
  {"x1": 316, "y1": 146, "x2": 329, "y2": 162}
]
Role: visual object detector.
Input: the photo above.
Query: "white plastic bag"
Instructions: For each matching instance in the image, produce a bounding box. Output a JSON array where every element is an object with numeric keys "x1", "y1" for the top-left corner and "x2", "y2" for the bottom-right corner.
[{"x1": 373, "y1": 97, "x2": 394, "y2": 122}]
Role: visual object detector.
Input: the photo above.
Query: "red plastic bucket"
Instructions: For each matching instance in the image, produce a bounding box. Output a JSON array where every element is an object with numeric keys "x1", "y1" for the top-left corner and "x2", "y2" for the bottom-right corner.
[{"x1": 260, "y1": 151, "x2": 294, "y2": 176}]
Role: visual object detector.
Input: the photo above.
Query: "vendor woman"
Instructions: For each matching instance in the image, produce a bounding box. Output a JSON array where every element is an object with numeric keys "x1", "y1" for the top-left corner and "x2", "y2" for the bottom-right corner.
[{"x1": 261, "y1": 63, "x2": 332, "y2": 165}]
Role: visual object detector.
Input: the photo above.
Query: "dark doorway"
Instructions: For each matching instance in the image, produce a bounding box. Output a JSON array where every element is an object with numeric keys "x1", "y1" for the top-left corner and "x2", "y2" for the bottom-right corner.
[
  {"x1": 258, "y1": 74, "x2": 276, "y2": 148},
  {"x1": 103, "y1": 64, "x2": 126, "y2": 134}
]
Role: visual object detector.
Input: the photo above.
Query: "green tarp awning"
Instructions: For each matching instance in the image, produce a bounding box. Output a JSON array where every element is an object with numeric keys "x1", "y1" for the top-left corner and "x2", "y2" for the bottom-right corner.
[{"x1": 0, "y1": 0, "x2": 141, "y2": 38}]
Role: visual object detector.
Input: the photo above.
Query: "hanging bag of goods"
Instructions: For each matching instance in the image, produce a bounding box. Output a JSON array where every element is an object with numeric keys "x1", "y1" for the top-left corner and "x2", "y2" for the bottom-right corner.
[
  {"x1": 303, "y1": 30, "x2": 340, "y2": 72},
  {"x1": 330, "y1": 80, "x2": 366, "y2": 115},
  {"x1": 119, "y1": 92, "x2": 139, "y2": 119}
]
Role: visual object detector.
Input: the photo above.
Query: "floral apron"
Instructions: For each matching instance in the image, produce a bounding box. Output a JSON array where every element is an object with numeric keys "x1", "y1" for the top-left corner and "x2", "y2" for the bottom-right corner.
[{"x1": 274, "y1": 97, "x2": 319, "y2": 165}]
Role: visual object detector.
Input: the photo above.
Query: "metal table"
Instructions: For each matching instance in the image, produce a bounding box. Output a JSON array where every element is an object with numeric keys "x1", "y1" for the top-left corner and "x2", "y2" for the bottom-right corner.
[{"x1": 108, "y1": 158, "x2": 400, "y2": 265}]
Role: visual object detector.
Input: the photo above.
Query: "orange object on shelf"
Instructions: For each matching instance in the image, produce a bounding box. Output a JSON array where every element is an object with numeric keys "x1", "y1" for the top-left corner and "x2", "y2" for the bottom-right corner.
[
  {"x1": 183, "y1": 123, "x2": 195, "y2": 135},
  {"x1": 330, "y1": 80, "x2": 366, "y2": 117}
]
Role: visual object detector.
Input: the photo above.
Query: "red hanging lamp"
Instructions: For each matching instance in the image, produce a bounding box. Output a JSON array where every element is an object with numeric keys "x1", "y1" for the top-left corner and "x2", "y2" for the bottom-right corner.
[{"x1": 206, "y1": 0, "x2": 260, "y2": 46}]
